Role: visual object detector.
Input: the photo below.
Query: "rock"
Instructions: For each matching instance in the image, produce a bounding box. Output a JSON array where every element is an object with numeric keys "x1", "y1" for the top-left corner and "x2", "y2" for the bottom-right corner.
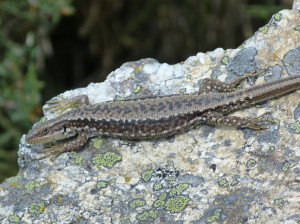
[{"x1": 1, "y1": 2, "x2": 300, "y2": 223}]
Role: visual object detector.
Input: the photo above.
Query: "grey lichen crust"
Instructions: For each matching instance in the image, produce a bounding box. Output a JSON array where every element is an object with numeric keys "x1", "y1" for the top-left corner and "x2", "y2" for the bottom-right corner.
[{"x1": 1, "y1": 3, "x2": 300, "y2": 224}]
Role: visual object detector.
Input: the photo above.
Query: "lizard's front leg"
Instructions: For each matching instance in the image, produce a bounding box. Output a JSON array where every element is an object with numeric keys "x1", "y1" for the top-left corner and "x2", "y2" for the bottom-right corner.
[{"x1": 37, "y1": 132, "x2": 90, "y2": 160}]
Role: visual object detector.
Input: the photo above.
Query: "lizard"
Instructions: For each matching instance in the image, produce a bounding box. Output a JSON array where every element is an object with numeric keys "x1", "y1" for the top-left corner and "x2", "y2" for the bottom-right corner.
[{"x1": 25, "y1": 70, "x2": 300, "y2": 158}]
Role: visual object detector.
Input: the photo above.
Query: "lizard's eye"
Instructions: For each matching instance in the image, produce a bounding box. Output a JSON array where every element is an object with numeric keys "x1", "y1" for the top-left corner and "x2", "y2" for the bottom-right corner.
[{"x1": 42, "y1": 128, "x2": 48, "y2": 134}]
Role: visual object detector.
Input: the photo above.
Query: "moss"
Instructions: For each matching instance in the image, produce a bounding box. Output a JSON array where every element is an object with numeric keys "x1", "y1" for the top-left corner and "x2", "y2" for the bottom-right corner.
[
  {"x1": 169, "y1": 183, "x2": 189, "y2": 197},
  {"x1": 141, "y1": 169, "x2": 154, "y2": 182},
  {"x1": 28, "y1": 203, "x2": 45, "y2": 215},
  {"x1": 92, "y1": 151, "x2": 122, "y2": 168},
  {"x1": 8, "y1": 215, "x2": 20, "y2": 223},
  {"x1": 97, "y1": 181, "x2": 108, "y2": 190},
  {"x1": 128, "y1": 198, "x2": 146, "y2": 209},
  {"x1": 136, "y1": 209, "x2": 158, "y2": 221},
  {"x1": 165, "y1": 195, "x2": 190, "y2": 213}
]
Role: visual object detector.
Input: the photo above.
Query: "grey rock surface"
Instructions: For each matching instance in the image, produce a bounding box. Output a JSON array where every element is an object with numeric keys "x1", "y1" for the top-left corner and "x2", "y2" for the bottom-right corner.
[{"x1": 1, "y1": 2, "x2": 300, "y2": 223}]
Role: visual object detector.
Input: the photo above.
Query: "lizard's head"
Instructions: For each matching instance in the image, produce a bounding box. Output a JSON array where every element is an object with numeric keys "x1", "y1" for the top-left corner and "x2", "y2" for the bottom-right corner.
[{"x1": 25, "y1": 118, "x2": 77, "y2": 145}]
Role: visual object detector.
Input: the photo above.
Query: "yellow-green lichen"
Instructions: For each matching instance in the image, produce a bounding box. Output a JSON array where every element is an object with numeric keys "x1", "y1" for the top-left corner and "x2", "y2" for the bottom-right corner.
[
  {"x1": 165, "y1": 195, "x2": 190, "y2": 213},
  {"x1": 8, "y1": 215, "x2": 20, "y2": 223},
  {"x1": 169, "y1": 183, "x2": 189, "y2": 197},
  {"x1": 230, "y1": 179, "x2": 239, "y2": 187},
  {"x1": 179, "y1": 88, "x2": 186, "y2": 94},
  {"x1": 136, "y1": 209, "x2": 158, "y2": 221},
  {"x1": 274, "y1": 13, "x2": 282, "y2": 21},
  {"x1": 92, "y1": 151, "x2": 122, "y2": 168},
  {"x1": 218, "y1": 178, "x2": 228, "y2": 187},
  {"x1": 70, "y1": 152, "x2": 83, "y2": 164},
  {"x1": 133, "y1": 85, "x2": 142, "y2": 94},
  {"x1": 28, "y1": 203, "x2": 45, "y2": 215},
  {"x1": 129, "y1": 198, "x2": 146, "y2": 209},
  {"x1": 259, "y1": 26, "x2": 268, "y2": 34},
  {"x1": 221, "y1": 56, "x2": 229, "y2": 65},
  {"x1": 141, "y1": 169, "x2": 154, "y2": 182},
  {"x1": 97, "y1": 181, "x2": 108, "y2": 190},
  {"x1": 290, "y1": 121, "x2": 300, "y2": 133},
  {"x1": 25, "y1": 181, "x2": 36, "y2": 191},
  {"x1": 7, "y1": 175, "x2": 20, "y2": 184},
  {"x1": 206, "y1": 208, "x2": 223, "y2": 223},
  {"x1": 159, "y1": 192, "x2": 167, "y2": 200},
  {"x1": 153, "y1": 199, "x2": 165, "y2": 208},
  {"x1": 91, "y1": 138, "x2": 103, "y2": 149},
  {"x1": 246, "y1": 158, "x2": 256, "y2": 168},
  {"x1": 153, "y1": 183, "x2": 163, "y2": 191},
  {"x1": 274, "y1": 198, "x2": 284, "y2": 205},
  {"x1": 294, "y1": 25, "x2": 300, "y2": 31},
  {"x1": 269, "y1": 146, "x2": 276, "y2": 151},
  {"x1": 281, "y1": 162, "x2": 290, "y2": 172}
]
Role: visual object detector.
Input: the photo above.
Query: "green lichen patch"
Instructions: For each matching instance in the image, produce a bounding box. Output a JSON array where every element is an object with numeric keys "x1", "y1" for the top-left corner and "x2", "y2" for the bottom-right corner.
[
  {"x1": 25, "y1": 180, "x2": 36, "y2": 191},
  {"x1": 91, "y1": 137, "x2": 103, "y2": 149},
  {"x1": 6, "y1": 175, "x2": 20, "y2": 184},
  {"x1": 70, "y1": 152, "x2": 83, "y2": 164},
  {"x1": 92, "y1": 151, "x2": 122, "y2": 168},
  {"x1": 246, "y1": 158, "x2": 256, "y2": 168},
  {"x1": 259, "y1": 26, "x2": 268, "y2": 34},
  {"x1": 290, "y1": 121, "x2": 300, "y2": 133},
  {"x1": 158, "y1": 192, "x2": 167, "y2": 201},
  {"x1": 273, "y1": 13, "x2": 282, "y2": 21},
  {"x1": 165, "y1": 195, "x2": 190, "y2": 213},
  {"x1": 128, "y1": 198, "x2": 146, "y2": 209},
  {"x1": 141, "y1": 169, "x2": 154, "y2": 182},
  {"x1": 153, "y1": 199, "x2": 165, "y2": 208},
  {"x1": 206, "y1": 208, "x2": 224, "y2": 223},
  {"x1": 136, "y1": 209, "x2": 158, "y2": 221},
  {"x1": 230, "y1": 178, "x2": 239, "y2": 187},
  {"x1": 281, "y1": 162, "x2": 291, "y2": 172},
  {"x1": 274, "y1": 198, "x2": 284, "y2": 205},
  {"x1": 8, "y1": 215, "x2": 20, "y2": 223},
  {"x1": 269, "y1": 146, "x2": 276, "y2": 151},
  {"x1": 133, "y1": 85, "x2": 142, "y2": 94},
  {"x1": 221, "y1": 56, "x2": 229, "y2": 65},
  {"x1": 218, "y1": 177, "x2": 228, "y2": 187},
  {"x1": 28, "y1": 203, "x2": 45, "y2": 215},
  {"x1": 179, "y1": 88, "x2": 186, "y2": 94},
  {"x1": 169, "y1": 183, "x2": 189, "y2": 197},
  {"x1": 97, "y1": 181, "x2": 108, "y2": 190},
  {"x1": 153, "y1": 183, "x2": 163, "y2": 191},
  {"x1": 294, "y1": 25, "x2": 300, "y2": 31}
]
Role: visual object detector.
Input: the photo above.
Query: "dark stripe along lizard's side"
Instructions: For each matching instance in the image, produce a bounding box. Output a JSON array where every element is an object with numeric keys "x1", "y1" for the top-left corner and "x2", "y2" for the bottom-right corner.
[{"x1": 25, "y1": 73, "x2": 300, "y2": 158}]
